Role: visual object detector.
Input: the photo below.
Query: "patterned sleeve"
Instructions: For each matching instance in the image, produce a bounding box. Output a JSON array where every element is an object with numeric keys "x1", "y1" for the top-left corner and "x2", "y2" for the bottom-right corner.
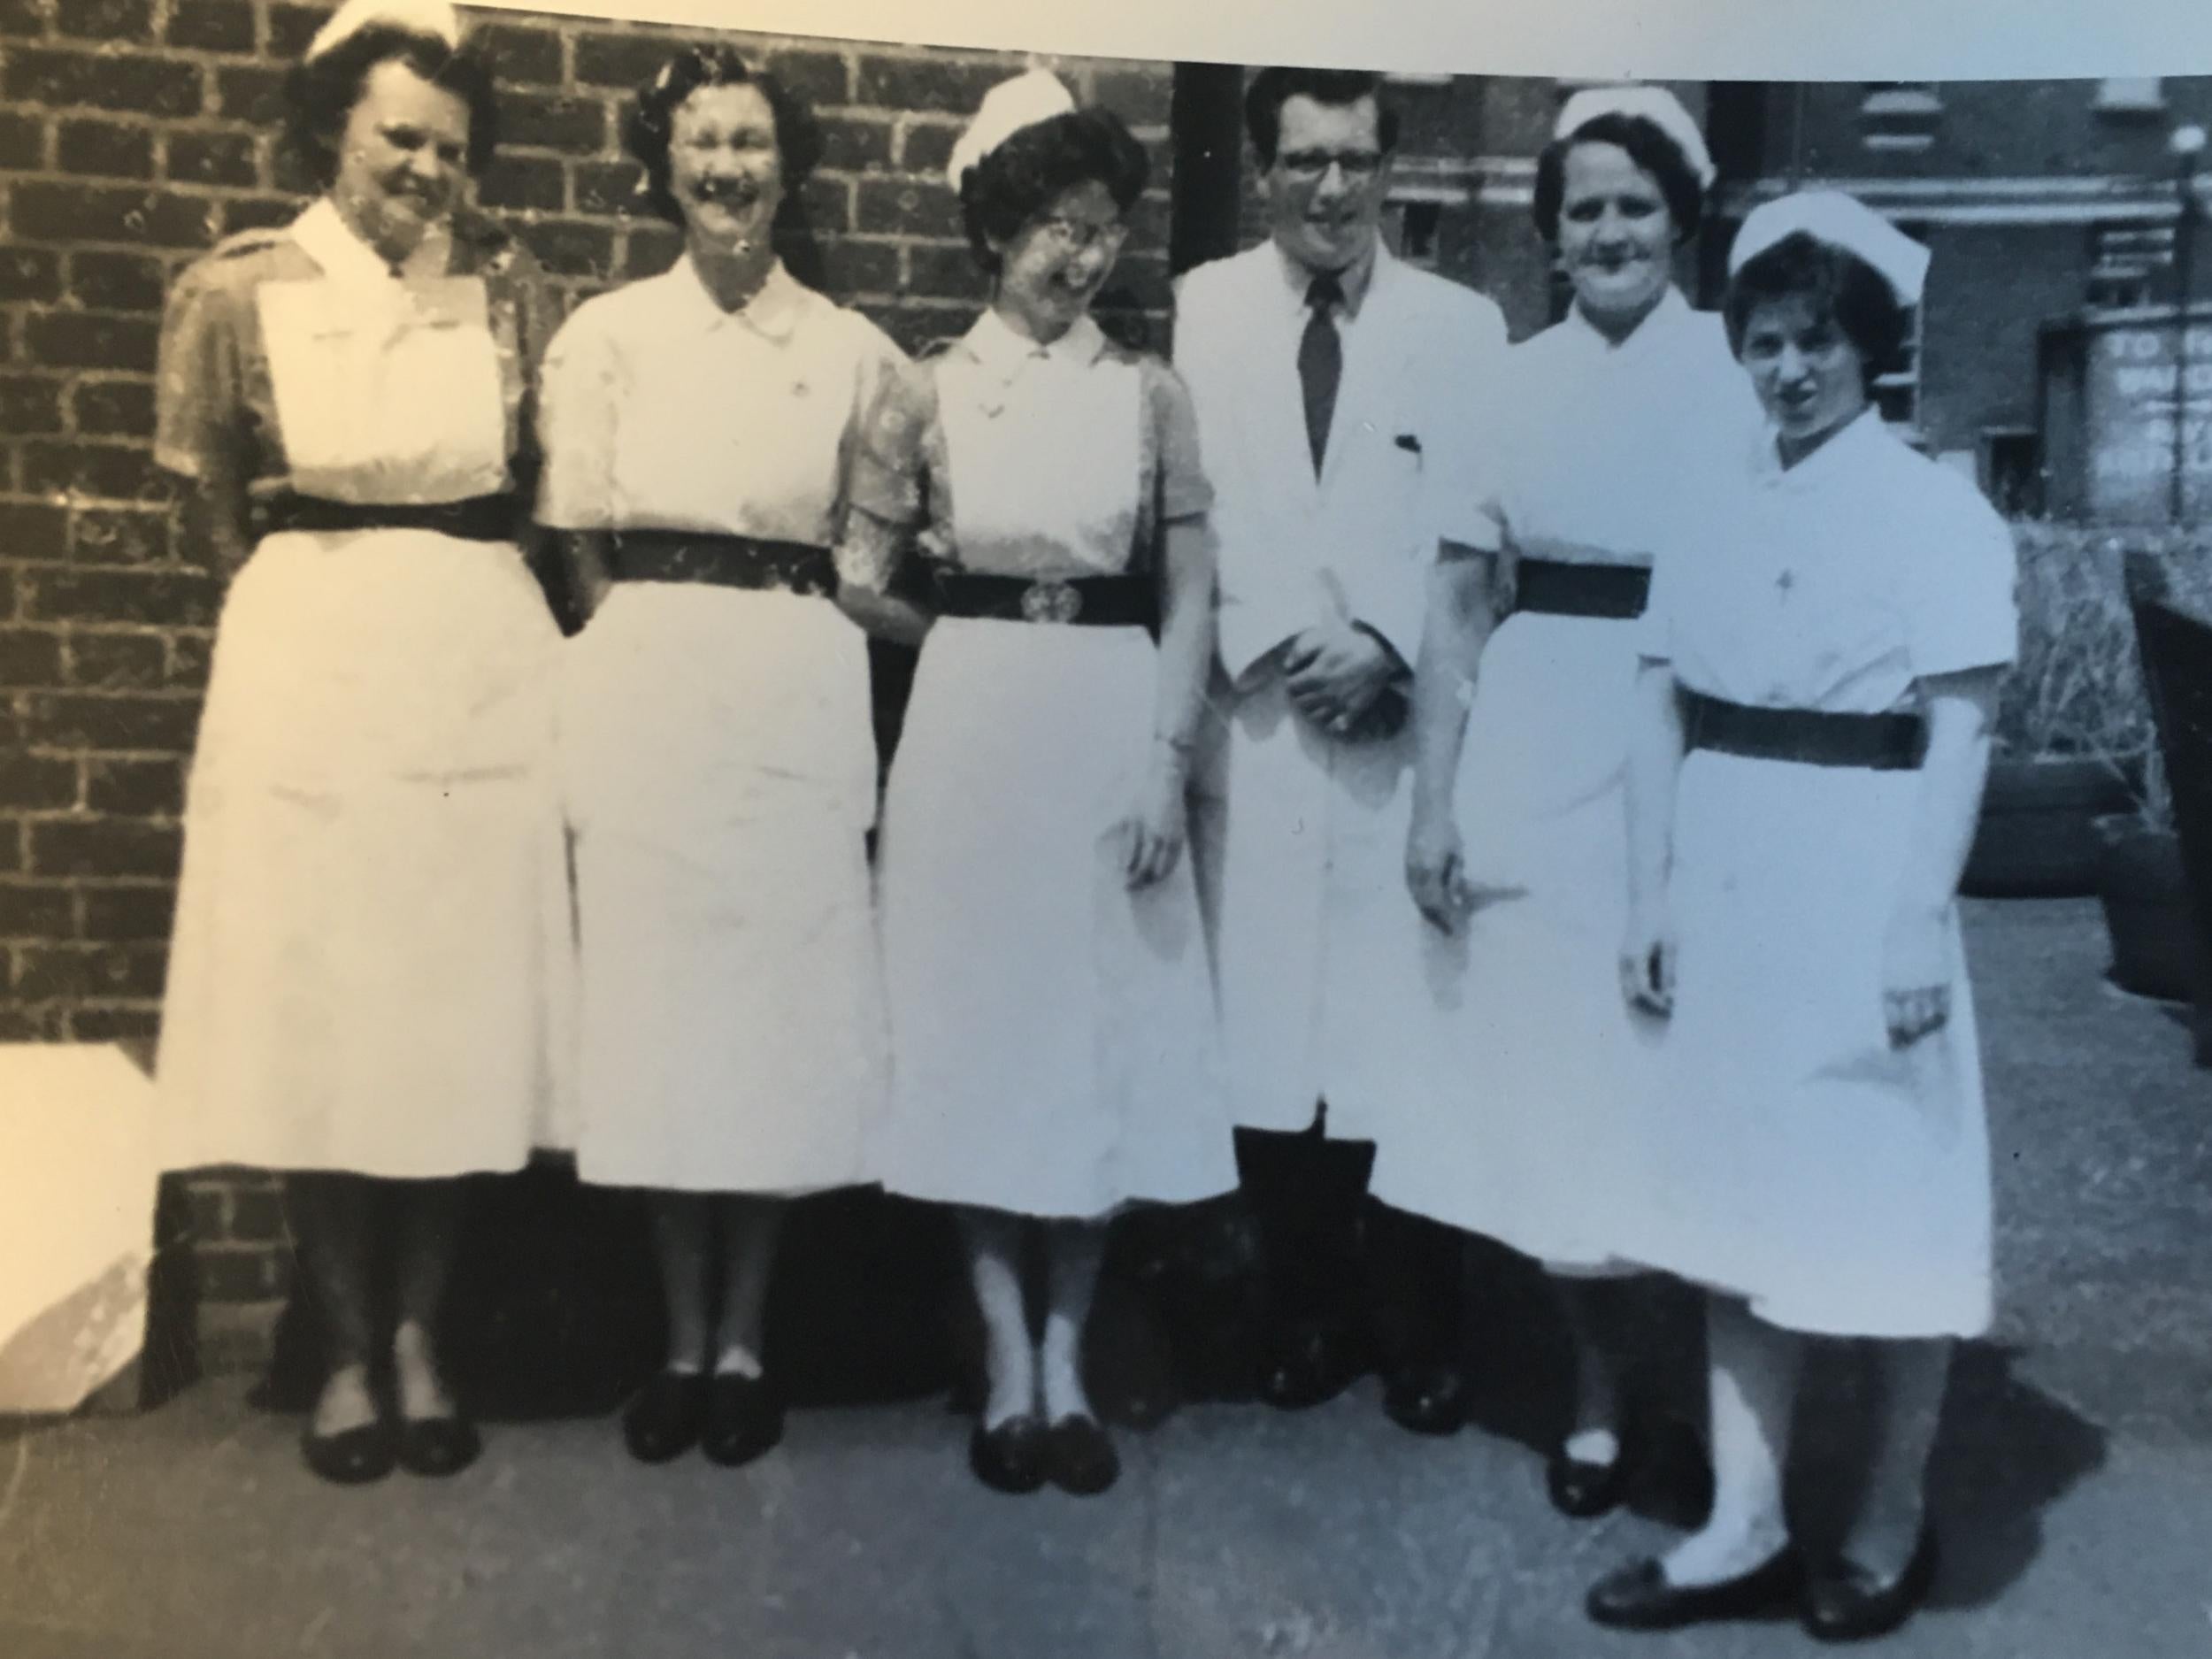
[
  {"x1": 533, "y1": 300, "x2": 617, "y2": 532},
  {"x1": 837, "y1": 341, "x2": 944, "y2": 592},
  {"x1": 152, "y1": 257, "x2": 242, "y2": 481},
  {"x1": 1907, "y1": 473, "x2": 2020, "y2": 678},
  {"x1": 1143, "y1": 356, "x2": 1212, "y2": 525}
]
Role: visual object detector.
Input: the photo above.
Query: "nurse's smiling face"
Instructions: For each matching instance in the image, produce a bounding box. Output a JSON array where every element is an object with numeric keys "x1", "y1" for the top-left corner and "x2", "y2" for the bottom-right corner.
[
  {"x1": 990, "y1": 179, "x2": 1127, "y2": 342},
  {"x1": 1556, "y1": 140, "x2": 1676, "y2": 336},
  {"x1": 667, "y1": 82, "x2": 783, "y2": 255},
  {"x1": 1740, "y1": 292, "x2": 1870, "y2": 464},
  {"x1": 331, "y1": 59, "x2": 472, "y2": 261}
]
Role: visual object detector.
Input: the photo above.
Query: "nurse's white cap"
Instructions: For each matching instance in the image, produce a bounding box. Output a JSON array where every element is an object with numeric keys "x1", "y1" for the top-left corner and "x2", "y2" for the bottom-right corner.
[
  {"x1": 1554, "y1": 84, "x2": 1715, "y2": 191},
  {"x1": 946, "y1": 67, "x2": 1076, "y2": 192},
  {"x1": 1729, "y1": 189, "x2": 1932, "y2": 306},
  {"x1": 305, "y1": 0, "x2": 461, "y2": 62}
]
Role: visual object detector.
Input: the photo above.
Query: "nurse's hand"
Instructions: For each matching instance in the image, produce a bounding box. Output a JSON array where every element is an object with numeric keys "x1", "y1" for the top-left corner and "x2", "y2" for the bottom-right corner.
[
  {"x1": 1618, "y1": 901, "x2": 1676, "y2": 1019},
  {"x1": 1283, "y1": 623, "x2": 1402, "y2": 736},
  {"x1": 1881, "y1": 904, "x2": 1952, "y2": 1048},
  {"x1": 1118, "y1": 757, "x2": 1187, "y2": 890},
  {"x1": 1406, "y1": 806, "x2": 1474, "y2": 933}
]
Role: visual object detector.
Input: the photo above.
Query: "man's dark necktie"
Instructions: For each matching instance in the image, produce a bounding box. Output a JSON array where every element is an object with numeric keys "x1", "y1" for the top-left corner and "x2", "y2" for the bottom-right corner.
[{"x1": 1299, "y1": 273, "x2": 1345, "y2": 477}]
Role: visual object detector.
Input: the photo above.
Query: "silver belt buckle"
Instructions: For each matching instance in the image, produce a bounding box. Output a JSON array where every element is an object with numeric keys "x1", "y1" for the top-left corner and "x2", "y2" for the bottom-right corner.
[{"x1": 1020, "y1": 580, "x2": 1083, "y2": 624}]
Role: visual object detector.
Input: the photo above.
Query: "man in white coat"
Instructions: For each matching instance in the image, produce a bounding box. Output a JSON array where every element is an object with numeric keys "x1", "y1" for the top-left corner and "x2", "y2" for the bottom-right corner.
[{"x1": 1175, "y1": 68, "x2": 1509, "y2": 1427}]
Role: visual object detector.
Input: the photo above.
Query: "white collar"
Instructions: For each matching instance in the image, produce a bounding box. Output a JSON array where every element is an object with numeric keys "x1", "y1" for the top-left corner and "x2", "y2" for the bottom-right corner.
[
  {"x1": 291, "y1": 196, "x2": 450, "y2": 286},
  {"x1": 1268, "y1": 234, "x2": 1386, "y2": 322},
  {"x1": 1760, "y1": 404, "x2": 1889, "y2": 488},
  {"x1": 1562, "y1": 284, "x2": 1694, "y2": 357},
  {"x1": 960, "y1": 305, "x2": 1110, "y2": 384},
  {"x1": 666, "y1": 254, "x2": 810, "y2": 341}
]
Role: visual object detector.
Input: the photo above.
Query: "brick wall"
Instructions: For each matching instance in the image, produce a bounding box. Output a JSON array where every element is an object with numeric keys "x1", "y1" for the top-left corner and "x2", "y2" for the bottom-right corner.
[{"x1": 0, "y1": 1, "x2": 1175, "y2": 1366}]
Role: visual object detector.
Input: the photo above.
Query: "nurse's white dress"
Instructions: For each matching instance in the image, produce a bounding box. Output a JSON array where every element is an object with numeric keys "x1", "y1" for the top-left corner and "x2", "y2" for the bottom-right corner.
[
  {"x1": 537, "y1": 257, "x2": 898, "y2": 1195},
  {"x1": 1634, "y1": 409, "x2": 2016, "y2": 1337},
  {"x1": 1371, "y1": 289, "x2": 1762, "y2": 1272},
  {"x1": 154, "y1": 200, "x2": 571, "y2": 1179},
  {"x1": 856, "y1": 311, "x2": 1238, "y2": 1221}
]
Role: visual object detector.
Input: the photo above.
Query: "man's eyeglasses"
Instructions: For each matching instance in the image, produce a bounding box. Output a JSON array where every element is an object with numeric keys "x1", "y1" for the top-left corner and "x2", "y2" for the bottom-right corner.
[{"x1": 1277, "y1": 150, "x2": 1386, "y2": 183}]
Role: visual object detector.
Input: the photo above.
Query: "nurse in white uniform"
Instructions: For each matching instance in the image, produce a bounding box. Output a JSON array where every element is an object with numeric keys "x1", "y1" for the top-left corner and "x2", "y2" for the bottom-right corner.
[
  {"x1": 1586, "y1": 193, "x2": 2015, "y2": 1640},
  {"x1": 537, "y1": 45, "x2": 899, "y2": 1470},
  {"x1": 1384, "y1": 87, "x2": 1763, "y2": 1513},
  {"x1": 155, "y1": 0, "x2": 567, "y2": 1484},
  {"x1": 851, "y1": 73, "x2": 1235, "y2": 1498}
]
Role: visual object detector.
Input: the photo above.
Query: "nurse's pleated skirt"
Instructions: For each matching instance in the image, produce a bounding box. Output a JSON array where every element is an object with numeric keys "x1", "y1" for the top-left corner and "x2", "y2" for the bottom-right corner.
[
  {"x1": 560, "y1": 583, "x2": 887, "y2": 1195},
  {"x1": 874, "y1": 618, "x2": 1237, "y2": 1221},
  {"x1": 159, "y1": 527, "x2": 572, "y2": 1178},
  {"x1": 1637, "y1": 749, "x2": 1993, "y2": 1339}
]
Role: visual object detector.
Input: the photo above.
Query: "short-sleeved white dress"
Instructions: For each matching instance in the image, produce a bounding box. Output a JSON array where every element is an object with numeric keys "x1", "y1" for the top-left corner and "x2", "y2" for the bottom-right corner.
[
  {"x1": 1371, "y1": 289, "x2": 1763, "y2": 1272},
  {"x1": 536, "y1": 257, "x2": 899, "y2": 1195},
  {"x1": 856, "y1": 311, "x2": 1238, "y2": 1221},
  {"x1": 1632, "y1": 409, "x2": 2017, "y2": 1338}
]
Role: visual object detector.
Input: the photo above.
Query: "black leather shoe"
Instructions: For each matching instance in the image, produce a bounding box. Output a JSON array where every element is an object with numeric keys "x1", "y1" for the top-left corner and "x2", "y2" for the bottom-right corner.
[
  {"x1": 396, "y1": 1414, "x2": 481, "y2": 1478},
  {"x1": 969, "y1": 1415, "x2": 1048, "y2": 1494},
  {"x1": 1548, "y1": 1429, "x2": 1633, "y2": 1518},
  {"x1": 1381, "y1": 1362, "x2": 1470, "y2": 1437},
  {"x1": 1259, "y1": 1322, "x2": 1363, "y2": 1411},
  {"x1": 622, "y1": 1371, "x2": 706, "y2": 1464},
  {"x1": 1046, "y1": 1414, "x2": 1121, "y2": 1496},
  {"x1": 1586, "y1": 1549, "x2": 1801, "y2": 1631},
  {"x1": 703, "y1": 1372, "x2": 785, "y2": 1469},
  {"x1": 1801, "y1": 1529, "x2": 1937, "y2": 1642},
  {"x1": 301, "y1": 1420, "x2": 397, "y2": 1486}
]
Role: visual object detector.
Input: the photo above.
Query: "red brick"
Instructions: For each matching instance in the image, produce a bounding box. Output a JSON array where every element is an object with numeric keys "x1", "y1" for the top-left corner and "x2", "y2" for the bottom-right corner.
[
  {"x1": 478, "y1": 152, "x2": 566, "y2": 212},
  {"x1": 905, "y1": 241, "x2": 987, "y2": 300},
  {"x1": 10, "y1": 181, "x2": 218, "y2": 248},
  {"x1": 796, "y1": 174, "x2": 851, "y2": 234},
  {"x1": 0, "y1": 248, "x2": 65, "y2": 303},
  {"x1": 0, "y1": 626, "x2": 65, "y2": 687},
  {"x1": 572, "y1": 30, "x2": 684, "y2": 91},
  {"x1": 70, "y1": 379, "x2": 158, "y2": 439},
  {"x1": 70, "y1": 506, "x2": 173, "y2": 567},
  {"x1": 1090, "y1": 67, "x2": 1175, "y2": 129},
  {"x1": 854, "y1": 54, "x2": 1007, "y2": 117},
  {"x1": 166, "y1": 629, "x2": 212, "y2": 687},
  {"x1": 767, "y1": 48, "x2": 849, "y2": 109},
  {"x1": 84, "y1": 754, "x2": 184, "y2": 816},
  {"x1": 618, "y1": 223, "x2": 683, "y2": 280},
  {"x1": 0, "y1": 1007, "x2": 54, "y2": 1038},
  {"x1": 898, "y1": 119, "x2": 960, "y2": 177},
  {"x1": 0, "y1": 107, "x2": 46, "y2": 168},
  {"x1": 855, "y1": 176, "x2": 962, "y2": 239},
  {"x1": 212, "y1": 64, "x2": 284, "y2": 125},
  {"x1": 165, "y1": 0, "x2": 255, "y2": 52},
  {"x1": 22, "y1": 440, "x2": 170, "y2": 503},
  {"x1": 195, "y1": 1243, "x2": 284, "y2": 1302},
  {"x1": 65, "y1": 1002, "x2": 160, "y2": 1041},
  {"x1": 79, "y1": 877, "x2": 179, "y2": 937},
  {"x1": 0, "y1": 501, "x2": 71, "y2": 562},
  {"x1": 218, "y1": 194, "x2": 301, "y2": 235},
  {"x1": 0, "y1": 880, "x2": 73, "y2": 939},
  {"x1": 0, "y1": 374, "x2": 66, "y2": 434},
  {"x1": 815, "y1": 113, "x2": 894, "y2": 175},
  {"x1": 27, "y1": 814, "x2": 183, "y2": 876},
  {"x1": 0, "y1": 753, "x2": 77, "y2": 810},
  {"x1": 574, "y1": 159, "x2": 647, "y2": 216},
  {"x1": 166, "y1": 128, "x2": 259, "y2": 188},
  {"x1": 21, "y1": 566, "x2": 218, "y2": 628},
  {"x1": 478, "y1": 22, "x2": 564, "y2": 86},
  {"x1": 0, "y1": 0, "x2": 51, "y2": 35},
  {"x1": 20, "y1": 311, "x2": 161, "y2": 373},
  {"x1": 12, "y1": 941, "x2": 165, "y2": 999},
  {"x1": 68, "y1": 630, "x2": 167, "y2": 691},
  {"x1": 0, "y1": 826, "x2": 21, "y2": 875},
  {"x1": 69, "y1": 249, "x2": 168, "y2": 312},
  {"x1": 806, "y1": 236, "x2": 902, "y2": 296},
  {"x1": 58, "y1": 116, "x2": 156, "y2": 179},
  {"x1": 55, "y1": 0, "x2": 151, "y2": 38},
  {"x1": 263, "y1": 1, "x2": 323, "y2": 58},
  {"x1": 502, "y1": 92, "x2": 608, "y2": 154},
  {"x1": 4, "y1": 48, "x2": 204, "y2": 118},
  {"x1": 520, "y1": 219, "x2": 616, "y2": 278}
]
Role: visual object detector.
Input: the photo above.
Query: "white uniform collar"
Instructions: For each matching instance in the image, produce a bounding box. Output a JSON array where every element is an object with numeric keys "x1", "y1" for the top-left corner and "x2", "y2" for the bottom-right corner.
[
  {"x1": 668, "y1": 254, "x2": 810, "y2": 341},
  {"x1": 1269, "y1": 234, "x2": 1386, "y2": 322},
  {"x1": 961, "y1": 305, "x2": 1110, "y2": 385},
  {"x1": 291, "y1": 196, "x2": 450, "y2": 285},
  {"x1": 1761, "y1": 403, "x2": 1888, "y2": 488},
  {"x1": 1562, "y1": 283, "x2": 1694, "y2": 357}
]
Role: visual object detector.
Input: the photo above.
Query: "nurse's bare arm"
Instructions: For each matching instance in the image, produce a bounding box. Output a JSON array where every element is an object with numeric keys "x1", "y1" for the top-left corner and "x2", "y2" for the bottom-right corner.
[
  {"x1": 1620, "y1": 657, "x2": 1686, "y2": 1017},
  {"x1": 833, "y1": 508, "x2": 933, "y2": 649},
  {"x1": 1405, "y1": 542, "x2": 1502, "y2": 932},
  {"x1": 1881, "y1": 666, "x2": 2002, "y2": 1046},
  {"x1": 553, "y1": 530, "x2": 615, "y2": 625},
  {"x1": 1122, "y1": 514, "x2": 1216, "y2": 888}
]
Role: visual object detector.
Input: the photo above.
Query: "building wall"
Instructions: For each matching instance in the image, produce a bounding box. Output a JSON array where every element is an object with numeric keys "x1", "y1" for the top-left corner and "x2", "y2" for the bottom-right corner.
[{"x1": 0, "y1": 0, "x2": 1172, "y2": 1368}]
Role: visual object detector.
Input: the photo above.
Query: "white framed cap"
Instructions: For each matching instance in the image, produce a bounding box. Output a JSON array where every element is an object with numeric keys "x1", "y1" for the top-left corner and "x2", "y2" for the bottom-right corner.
[
  {"x1": 305, "y1": 0, "x2": 461, "y2": 62},
  {"x1": 1554, "y1": 84, "x2": 1716, "y2": 191},
  {"x1": 945, "y1": 68, "x2": 1076, "y2": 191},
  {"x1": 1729, "y1": 188, "x2": 1932, "y2": 306}
]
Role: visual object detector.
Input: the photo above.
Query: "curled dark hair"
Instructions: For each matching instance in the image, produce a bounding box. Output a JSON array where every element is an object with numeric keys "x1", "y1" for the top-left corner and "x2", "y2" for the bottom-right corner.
[
  {"x1": 1532, "y1": 111, "x2": 1706, "y2": 245},
  {"x1": 1723, "y1": 229, "x2": 1913, "y2": 392},
  {"x1": 622, "y1": 44, "x2": 820, "y2": 225},
  {"x1": 958, "y1": 108, "x2": 1149, "y2": 275},
  {"x1": 282, "y1": 26, "x2": 499, "y2": 189},
  {"x1": 1243, "y1": 67, "x2": 1400, "y2": 168}
]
